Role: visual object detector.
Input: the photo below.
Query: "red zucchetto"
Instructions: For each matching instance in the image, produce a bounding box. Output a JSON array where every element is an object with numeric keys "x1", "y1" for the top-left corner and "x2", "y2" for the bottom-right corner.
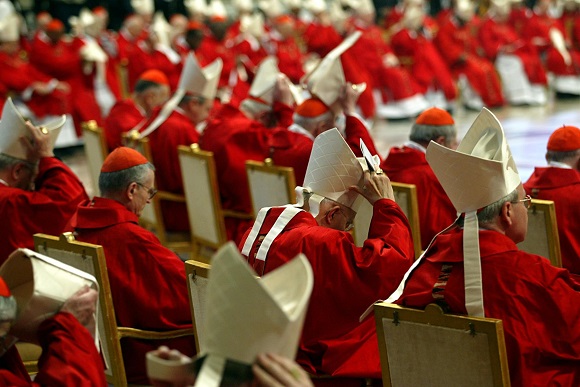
[
  {"x1": 101, "y1": 147, "x2": 149, "y2": 173},
  {"x1": 295, "y1": 98, "x2": 329, "y2": 117},
  {"x1": 415, "y1": 107, "x2": 455, "y2": 126},
  {"x1": 138, "y1": 69, "x2": 169, "y2": 86},
  {"x1": 547, "y1": 125, "x2": 580, "y2": 152}
]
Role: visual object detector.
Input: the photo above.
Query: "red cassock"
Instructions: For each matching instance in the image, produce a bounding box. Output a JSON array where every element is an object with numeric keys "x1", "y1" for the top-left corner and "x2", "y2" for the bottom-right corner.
[
  {"x1": 0, "y1": 157, "x2": 88, "y2": 265},
  {"x1": 396, "y1": 228, "x2": 580, "y2": 387},
  {"x1": 0, "y1": 312, "x2": 107, "y2": 386},
  {"x1": 265, "y1": 34, "x2": 305, "y2": 84},
  {"x1": 348, "y1": 21, "x2": 421, "y2": 103},
  {"x1": 0, "y1": 51, "x2": 70, "y2": 119},
  {"x1": 68, "y1": 197, "x2": 196, "y2": 384},
  {"x1": 143, "y1": 109, "x2": 200, "y2": 232},
  {"x1": 303, "y1": 22, "x2": 376, "y2": 117},
  {"x1": 478, "y1": 17, "x2": 548, "y2": 85},
  {"x1": 197, "y1": 35, "x2": 236, "y2": 88},
  {"x1": 390, "y1": 28, "x2": 457, "y2": 101},
  {"x1": 381, "y1": 145, "x2": 456, "y2": 249},
  {"x1": 524, "y1": 167, "x2": 580, "y2": 274},
  {"x1": 434, "y1": 16, "x2": 505, "y2": 107},
  {"x1": 104, "y1": 99, "x2": 146, "y2": 151},
  {"x1": 524, "y1": 12, "x2": 580, "y2": 76},
  {"x1": 239, "y1": 200, "x2": 415, "y2": 378}
]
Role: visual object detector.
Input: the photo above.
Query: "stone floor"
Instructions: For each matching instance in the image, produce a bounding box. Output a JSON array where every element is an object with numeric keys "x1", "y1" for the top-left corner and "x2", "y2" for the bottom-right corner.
[{"x1": 58, "y1": 95, "x2": 580, "y2": 198}]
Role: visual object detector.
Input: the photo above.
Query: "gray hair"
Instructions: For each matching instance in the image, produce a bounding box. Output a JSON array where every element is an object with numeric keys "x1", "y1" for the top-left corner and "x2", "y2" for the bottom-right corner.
[
  {"x1": 477, "y1": 189, "x2": 519, "y2": 225},
  {"x1": 0, "y1": 153, "x2": 35, "y2": 171},
  {"x1": 179, "y1": 94, "x2": 206, "y2": 106},
  {"x1": 410, "y1": 123, "x2": 457, "y2": 146},
  {"x1": 292, "y1": 111, "x2": 334, "y2": 133},
  {"x1": 546, "y1": 149, "x2": 580, "y2": 163},
  {"x1": 98, "y1": 163, "x2": 155, "y2": 197}
]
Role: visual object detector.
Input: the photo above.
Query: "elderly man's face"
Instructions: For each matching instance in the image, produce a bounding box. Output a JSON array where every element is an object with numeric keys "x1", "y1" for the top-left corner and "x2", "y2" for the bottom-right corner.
[
  {"x1": 505, "y1": 185, "x2": 528, "y2": 244},
  {"x1": 129, "y1": 169, "x2": 156, "y2": 217}
]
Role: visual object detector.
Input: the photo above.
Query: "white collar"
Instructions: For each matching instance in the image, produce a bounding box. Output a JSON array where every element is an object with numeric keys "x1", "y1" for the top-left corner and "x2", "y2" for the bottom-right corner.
[
  {"x1": 403, "y1": 141, "x2": 427, "y2": 153},
  {"x1": 548, "y1": 161, "x2": 573, "y2": 169},
  {"x1": 0, "y1": 179, "x2": 8, "y2": 186},
  {"x1": 288, "y1": 123, "x2": 315, "y2": 141}
]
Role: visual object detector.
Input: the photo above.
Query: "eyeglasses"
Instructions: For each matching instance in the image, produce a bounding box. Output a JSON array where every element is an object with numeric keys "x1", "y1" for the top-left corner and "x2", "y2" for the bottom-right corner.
[
  {"x1": 512, "y1": 194, "x2": 532, "y2": 210},
  {"x1": 338, "y1": 208, "x2": 355, "y2": 232},
  {"x1": 136, "y1": 182, "x2": 158, "y2": 200}
]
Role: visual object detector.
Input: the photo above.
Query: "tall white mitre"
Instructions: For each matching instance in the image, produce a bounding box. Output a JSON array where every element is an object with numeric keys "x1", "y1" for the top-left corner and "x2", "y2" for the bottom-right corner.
[
  {"x1": 0, "y1": 98, "x2": 65, "y2": 161},
  {"x1": 297, "y1": 127, "x2": 367, "y2": 216},
  {"x1": 138, "y1": 53, "x2": 222, "y2": 138},
  {"x1": 425, "y1": 109, "x2": 519, "y2": 319},
  {"x1": 146, "y1": 242, "x2": 313, "y2": 387},
  {"x1": 301, "y1": 31, "x2": 362, "y2": 111}
]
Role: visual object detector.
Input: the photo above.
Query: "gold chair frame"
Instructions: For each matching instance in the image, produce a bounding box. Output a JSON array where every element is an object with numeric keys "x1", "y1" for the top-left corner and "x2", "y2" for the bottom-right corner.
[
  {"x1": 391, "y1": 182, "x2": 422, "y2": 259},
  {"x1": 34, "y1": 233, "x2": 194, "y2": 387},
  {"x1": 517, "y1": 199, "x2": 562, "y2": 268},
  {"x1": 178, "y1": 144, "x2": 252, "y2": 263},
  {"x1": 184, "y1": 259, "x2": 211, "y2": 354},
  {"x1": 81, "y1": 120, "x2": 109, "y2": 196},
  {"x1": 245, "y1": 158, "x2": 297, "y2": 217},
  {"x1": 374, "y1": 302, "x2": 510, "y2": 387}
]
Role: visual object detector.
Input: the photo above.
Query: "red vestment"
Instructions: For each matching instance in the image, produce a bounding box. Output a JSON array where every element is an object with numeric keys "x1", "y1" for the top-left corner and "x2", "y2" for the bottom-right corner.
[
  {"x1": 197, "y1": 34, "x2": 236, "y2": 88},
  {"x1": 0, "y1": 312, "x2": 107, "y2": 386},
  {"x1": 68, "y1": 197, "x2": 196, "y2": 384},
  {"x1": 381, "y1": 145, "x2": 456, "y2": 249},
  {"x1": 524, "y1": 167, "x2": 580, "y2": 274},
  {"x1": 478, "y1": 16, "x2": 548, "y2": 85},
  {"x1": 348, "y1": 21, "x2": 421, "y2": 102},
  {"x1": 396, "y1": 228, "x2": 580, "y2": 387},
  {"x1": 239, "y1": 199, "x2": 414, "y2": 377},
  {"x1": 264, "y1": 33, "x2": 305, "y2": 84},
  {"x1": 434, "y1": 16, "x2": 505, "y2": 107},
  {"x1": 0, "y1": 50, "x2": 71, "y2": 119},
  {"x1": 0, "y1": 157, "x2": 88, "y2": 265},
  {"x1": 104, "y1": 99, "x2": 145, "y2": 151},
  {"x1": 143, "y1": 109, "x2": 200, "y2": 232},
  {"x1": 390, "y1": 28, "x2": 457, "y2": 100}
]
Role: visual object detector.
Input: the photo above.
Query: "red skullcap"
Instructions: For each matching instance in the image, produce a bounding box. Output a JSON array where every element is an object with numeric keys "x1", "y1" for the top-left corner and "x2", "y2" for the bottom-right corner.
[
  {"x1": 46, "y1": 19, "x2": 64, "y2": 32},
  {"x1": 295, "y1": 98, "x2": 329, "y2": 117},
  {"x1": 93, "y1": 6, "x2": 107, "y2": 15},
  {"x1": 547, "y1": 125, "x2": 580, "y2": 152},
  {"x1": 0, "y1": 277, "x2": 10, "y2": 298},
  {"x1": 187, "y1": 20, "x2": 204, "y2": 30},
  {"x1": 274, "y1": 15, "x2": 293, "y2": 24},
  {"x1": 101, "y1": 147, "x2": 149, "y2": 173},
  {"x1": 37, "y1": 11, "x2": 51, "y2": 20},
  {"x1": 210, "y1": 15, "x2": 227, "y2": 22},
  {"x1": 415, "y1": 107, "x2": 455, "y2": 126},
  {"x1": 138, "y1": 69, "x2": 170, "y2": 86}
]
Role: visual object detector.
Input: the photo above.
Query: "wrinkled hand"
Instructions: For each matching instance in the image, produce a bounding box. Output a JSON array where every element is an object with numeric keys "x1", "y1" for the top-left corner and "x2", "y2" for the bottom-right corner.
[
  {"x1": 32, "y1": 82, "x2": 52, "y2": 95},
  {"x1": 339, "y1": 82, "x2": 364, "y2": 115},
  {"x1": 252, "y1": 353, "x2": 313, "y2": 387},
  {"x1": 55, "y1": 81, "x2": 70, "y2": 93},
  {"x1": 19, "y1": 121, "x2": 55, "y2": 162},
  {"x1": 60, "y1": 286, "x2": 98, "y2": 331},
  {"x1": 273, "y1": 74, "x2": 294, "y2": 107},
  {"x1": 149, "y1": 346, "x2": 195, "y2": 387},
  {"x1": 382, "y1": 53, "x2": 399, "y2": 67},
  {"x1": 350, "y1": 170, "x2": 395, "y2": 205}
]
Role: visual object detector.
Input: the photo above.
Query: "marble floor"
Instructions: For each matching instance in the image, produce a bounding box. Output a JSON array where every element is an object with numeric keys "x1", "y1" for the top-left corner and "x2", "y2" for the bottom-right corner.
[{"x1": 59, "y1": 95, "x2": 580, "y2": 197}]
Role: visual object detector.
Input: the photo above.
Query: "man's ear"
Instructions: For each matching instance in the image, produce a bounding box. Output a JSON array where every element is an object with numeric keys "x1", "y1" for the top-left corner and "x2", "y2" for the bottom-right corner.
[
  {"x1": 500, "y1": 201, "x2": 514, "y2": 228},
  {"x1": 11, "y1": 163, "x2": 27, "y2": 181},
  {"x1": 126, "y1": 182, "x2": 138, "y2": 201},
  {"x1": 434, "y1": 135, "x2": 446, "y2": 146}
]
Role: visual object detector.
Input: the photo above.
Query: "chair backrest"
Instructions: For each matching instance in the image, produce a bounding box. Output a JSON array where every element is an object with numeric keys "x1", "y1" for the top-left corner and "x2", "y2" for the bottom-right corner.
[
  {"x1": 391, "y1": 182, "x2": 422, "y2": 259},
  {"x1": 33, "y1": 233, "x2": 127, "y2": 386},
  {"x1": 184, "y1": 259, "x2": 211, "y2": 353},
  {"x1": 123, "y1": 134, "x2": 191, "y2": 253},
  {"x1": 374, "y1": 302, "x2": 510, "y2": 387},
  {"x1": 245, "y1": 159, "x2": 297, "y2": 217},
  {"x1": 82, "y1": 121, "x2": 108, "y2": 197},
  {"x1": 517, "y1": 199, "x2": 562, "y2": 268},
  {"x1": 15, "y1": 342, "x2": 41, "y2": 375},
  {"x1": 178, "y1": 144, "x2": 228, "y2": 262},
  {"x1": 34, "y1": 233, "x2": 195, "y2": 386},
  {"x1": 352, "y1": 182, "x2": 422, "y2": 257}
]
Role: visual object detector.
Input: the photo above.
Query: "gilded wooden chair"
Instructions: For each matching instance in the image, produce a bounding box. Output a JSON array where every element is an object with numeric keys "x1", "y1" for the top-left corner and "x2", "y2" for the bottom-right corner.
[
  {"x1": 178, "y1": 144, "x2": 252, "y2": 263},
  {"x1": 81, "y1": 120, "x2": 108, "y2": 196},
  {"x1": 245, "y1": 158, "x2": 297, "y2": 217},
  {"x1": 184, "y1": 259, "x2": 211, "y2": 354},
  {"x1": 374, "y1": 302, "x2": 511, "y2": 387},
  {"x1": 15, "y1": 342, "x2": 41, "y2": 375},
  {"x1": 33, "y1": 233, "x2": 194, "y2": 387},
  {"x1": 517, "y1": 199, "x2": 562, "y2": 268},
  {"x1": 123, "y1": 133, "x2": 192, "y2": 256}
]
